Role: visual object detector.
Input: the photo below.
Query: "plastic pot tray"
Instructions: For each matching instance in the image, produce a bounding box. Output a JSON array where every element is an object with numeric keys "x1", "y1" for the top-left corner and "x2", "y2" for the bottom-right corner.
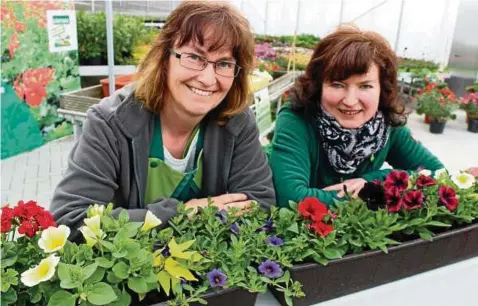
[
  {"x1": 150, "y1": 287, "x2": 258, "y2": 306},
  {"x1": 271, "y1": 222, "x2": 478, "y2": 306}
]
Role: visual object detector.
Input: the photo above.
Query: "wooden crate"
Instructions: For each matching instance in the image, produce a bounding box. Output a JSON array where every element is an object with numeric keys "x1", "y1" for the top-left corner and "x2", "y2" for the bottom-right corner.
[{"x1": 59, "y1": 85, "x2": 104, "y2": 113}]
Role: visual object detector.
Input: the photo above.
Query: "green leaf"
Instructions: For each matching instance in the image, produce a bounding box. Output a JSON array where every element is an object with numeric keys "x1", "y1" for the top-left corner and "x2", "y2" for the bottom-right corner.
[
  {"x1": 419, "y1": 231, "x2": 433, "y2": 241},
  {"x1": 322, "y1": 248, "x2": 343, "y2": 260},
  {"x1": 95, "y1": 257, "x2": 114, "y2": 268},
  {"x1": 60, "y1": 279, "x2": 79, "y2": 290},
  {"x1": 122, "y1": 222, "x2": 142, "y2": 238},
  {"x1": 85, "y1": 267, "x2": 105, "y2": 284},
  {"x1": 288, "y1": 201, "x2": 298, "y2": 211},
  {"x1": 47, "y1": 290, "x2": 76, "y2": 306},
  {"x1": 107, "y1": 289, "x2": 131, "y2": 306},
  {"x1": 112, "y1": 251, "x2": 128, "y2": 259},
  {"x1": 124, "y1": 241, "x2": 141, "y2": 259},
  {"x1": 128, "y1": 276, "x2": 147, "y2": 293},
  {"x1": 425, "y1": 221, "x2": 451, "y2": 227},
  {"x1": 118, "y1": 210, "x2": 130, "y2": 224},
  {"x1": 106, "y1": 271, "x2": 122, "y2": 284},
  {"x1": 82, "y1": 262, "x2": 99, "y2": 281},
  {"x1": 99, "y1": 240, "x2": 115, "y2": 251},
  {"x1": 1, "y1": 288, "x2": 17, "y2": 305},
  {"x1": 156, "y1": 271, "x2": 171, "y2": 296},
  {"x1": 287, "y1": 222, "x2": 299, "y2": 234},
  {"x1": 112, "y1": 261, "x2": 129, "y2": 279},
  {"x1": 86, "y1": 282, "x2": 117, "y2": 305}
]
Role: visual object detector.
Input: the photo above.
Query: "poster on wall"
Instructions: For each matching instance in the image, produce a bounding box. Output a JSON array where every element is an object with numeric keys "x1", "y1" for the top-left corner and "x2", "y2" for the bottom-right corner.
[
  {"x1": 1, "y1": 1, "x2": 81, "y2": 159},
  {"x1": 46, "y1": 10, "x2": 78, "y2": 53}
]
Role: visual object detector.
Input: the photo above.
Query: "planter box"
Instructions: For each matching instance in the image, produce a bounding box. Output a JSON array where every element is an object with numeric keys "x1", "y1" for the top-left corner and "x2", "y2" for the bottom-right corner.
[
  {"x1": 150, "y1": 288, "x2": 258, "y2": 306},
  {"x1": 59, "y1": 85, "x2": 103, "y2": 113},
  {"x1": 271, "y1": 222, "x2": 478, "y2": 306}
]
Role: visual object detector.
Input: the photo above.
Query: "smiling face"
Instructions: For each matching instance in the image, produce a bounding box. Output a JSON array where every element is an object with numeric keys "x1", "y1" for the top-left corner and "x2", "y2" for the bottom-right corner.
[
  {"x1": 164, "y1": 41, "x2": 236, "y2": 118},
  {"x1": 321, "y1": 63, "x2": 381, "y2": 129}
]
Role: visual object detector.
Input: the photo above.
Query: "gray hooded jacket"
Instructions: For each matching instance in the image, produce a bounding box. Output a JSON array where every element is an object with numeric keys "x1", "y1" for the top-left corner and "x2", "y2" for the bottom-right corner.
[{"x1": 51, "y1": 85, "x2": 275, "y2": 237}]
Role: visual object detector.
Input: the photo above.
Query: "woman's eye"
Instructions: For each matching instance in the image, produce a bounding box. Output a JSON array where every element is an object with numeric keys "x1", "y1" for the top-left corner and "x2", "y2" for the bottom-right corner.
[
  {"x1": 187, "y1": 54, "x2": 201, "y2": 61},
  {"x1": 331, "y1": 83, "x2": 344, "y2": 88},
  {"x1": 360, "y1": 84, "x2": 373, "y2": 89}
]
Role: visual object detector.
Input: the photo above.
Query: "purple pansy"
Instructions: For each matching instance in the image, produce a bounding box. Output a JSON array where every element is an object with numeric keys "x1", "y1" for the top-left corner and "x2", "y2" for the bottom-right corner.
[
  {"x1": 231, "y1": 222, "x2": 240, "y2": 235},
  {"x1": 215, "y1": 210, "x2": 227, "y2": 224},
  {"x1": 257, "y1": 220, "x2": 275, "y2": 232}
]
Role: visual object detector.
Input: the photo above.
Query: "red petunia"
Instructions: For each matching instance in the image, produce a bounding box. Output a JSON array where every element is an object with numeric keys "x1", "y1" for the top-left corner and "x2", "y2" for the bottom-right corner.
[
  {"x1": 439, "y1": 186, "x2": 459, "y2": 211},
  {"x1": 35, "y1": 210, "x2": 56, "y2": 230},
  {"x1": 307, "y1": 221, "x2": 334, "y2": 237},
  {"x1": 403, "y1": 190, "x2": 424, "y2": 210},
  {"x1": 416, "y1": 175, "x2": 437, "y2": 188},
  {"x1": 385, "y1": 187, "x2": 403, "y2": 212},
  {"x1": 384, "y1": 171, "x2": 409, "y2": 193},
  {"x1": 298, "y1": 197, "x2": 328, "y2": 221}
]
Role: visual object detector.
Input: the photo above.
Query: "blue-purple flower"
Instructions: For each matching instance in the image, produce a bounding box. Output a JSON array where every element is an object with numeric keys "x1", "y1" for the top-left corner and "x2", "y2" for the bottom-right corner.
[
  {"x1": 231, "y1": 222, "x2": 240, "y2": 235},
  {"x1": 207, "y1": 268, "x2": 227, "y2": 288},
  {"x1": 265, "y1": 236, "x2": 283, "y2": 246},
  {"x1": 258, "y1": 260, "x2": 282, "y2": 278},
  {"x1": 215, "y1": 210, "x2": 227, "y2": 224},
  {"x1": 256, "y1": 220, "x2": 275, "y2": 232}
]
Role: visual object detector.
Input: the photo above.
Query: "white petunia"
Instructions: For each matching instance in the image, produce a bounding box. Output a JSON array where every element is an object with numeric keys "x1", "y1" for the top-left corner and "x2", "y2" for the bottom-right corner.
[
  {"x1": 451, "y1": 172, "x2": 475, "y2": 189},
  {"x1": 89, "y1": 204, "x2": 105, "y2": 218},
  {"x1": 21, "y1": 254, "x2": 60, "y2": 287},
  {"x1": 141, "y1": 211, "x2": 162, "y2": 233},
  {"x1": 38, "y1": 225, "x2": 70, "y2": 253}
]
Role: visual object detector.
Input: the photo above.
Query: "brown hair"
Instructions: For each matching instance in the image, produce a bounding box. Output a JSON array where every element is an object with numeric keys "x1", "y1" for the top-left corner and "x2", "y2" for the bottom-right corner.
[
  {"x1": 135, "y1": 1, "x2": 255, "y2": 125},
  {"x1": 292, "y1": 24, "x2": 406, "y2": 127}
]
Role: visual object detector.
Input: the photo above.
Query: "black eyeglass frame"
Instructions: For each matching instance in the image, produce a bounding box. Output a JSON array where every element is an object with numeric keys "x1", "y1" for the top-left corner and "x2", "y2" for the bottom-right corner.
[{"x1": 168, "y1": 48, "x2": 242, "y2": 78}]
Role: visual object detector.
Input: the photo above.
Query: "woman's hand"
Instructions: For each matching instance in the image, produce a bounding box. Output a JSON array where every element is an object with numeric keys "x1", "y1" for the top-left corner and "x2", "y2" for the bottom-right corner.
[
  {"x1": 323, "y1": 178, "x2": 367, "y2": 198},
  {"x1": 185, "y1": 193, "x2": 252, "y2": 217}
]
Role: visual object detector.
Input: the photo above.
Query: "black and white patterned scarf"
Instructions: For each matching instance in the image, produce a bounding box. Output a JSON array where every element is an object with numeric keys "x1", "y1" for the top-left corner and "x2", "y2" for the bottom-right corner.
[{"x1": 316, "y1": 107, "x2": 389, "y2": 174}]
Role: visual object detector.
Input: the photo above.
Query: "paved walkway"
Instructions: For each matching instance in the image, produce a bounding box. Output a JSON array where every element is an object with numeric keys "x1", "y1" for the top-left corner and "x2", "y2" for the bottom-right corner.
[{"x1": 1, "y1": 111, "x2": 478, "y2": 210}]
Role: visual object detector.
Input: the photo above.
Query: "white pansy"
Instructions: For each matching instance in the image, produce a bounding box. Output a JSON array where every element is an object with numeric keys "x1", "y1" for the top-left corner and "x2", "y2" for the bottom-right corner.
[
  {"x1": 89, "y1": 204, "x2": 105, "y2": 218},
  {"x1": 418, "y1": 169, "x2": 432, "y2": 177}
]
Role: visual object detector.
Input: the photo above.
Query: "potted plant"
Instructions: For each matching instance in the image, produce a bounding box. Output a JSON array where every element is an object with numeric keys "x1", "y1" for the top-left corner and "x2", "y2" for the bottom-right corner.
[
  {"x1": 415, "y1": 85, "x2": 458, "y2": 133},
  {"x1": 415, "y1": 78, "x2": 456, "y2": 124},
  {"x1": 461, "y1": 91, "x2": 478, "y2": 133}
]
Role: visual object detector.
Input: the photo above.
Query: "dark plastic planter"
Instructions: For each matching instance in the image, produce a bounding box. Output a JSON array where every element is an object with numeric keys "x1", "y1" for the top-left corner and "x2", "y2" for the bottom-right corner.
[
  {"x1": 468, "y1": 119, "x2": 478, "y2": 133},
  {"x1": 149, "y1": 287, "x2": 258, "y2": 306},
  {"x1": 271, "y1": 222, "x2": 478, "y2": 306},
  {"x1": 429, "y1": 121, "x2": 446, "y2": 134}
]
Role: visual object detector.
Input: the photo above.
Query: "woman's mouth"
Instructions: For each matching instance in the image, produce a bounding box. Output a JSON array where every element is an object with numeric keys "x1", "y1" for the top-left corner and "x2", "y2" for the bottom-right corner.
[
  {"x1": 339, "y1": 109, "x2": 362, "y2": 116},
  {"x1": 187, "y1": 85, "x2": 215, "y2": 97}
]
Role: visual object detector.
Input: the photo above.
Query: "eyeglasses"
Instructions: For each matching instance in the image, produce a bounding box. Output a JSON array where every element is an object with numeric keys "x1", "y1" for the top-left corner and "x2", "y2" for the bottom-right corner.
[{"x1": 169, "y1": 49, "x2": 241, "y2": 78}]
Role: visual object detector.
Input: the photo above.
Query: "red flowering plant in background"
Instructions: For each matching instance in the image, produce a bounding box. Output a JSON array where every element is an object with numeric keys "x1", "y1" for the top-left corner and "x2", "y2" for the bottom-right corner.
[{"x1": 414, "y1": 78, "x2": 459, "y2": 122}]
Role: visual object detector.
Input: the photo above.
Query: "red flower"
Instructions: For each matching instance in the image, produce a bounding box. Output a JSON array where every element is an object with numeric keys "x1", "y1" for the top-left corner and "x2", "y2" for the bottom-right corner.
[
  {"x1": 18, "y1": 220, "x2": 37, "y2": 238},
  {"x1": 307, "y1": 221, "x2": 334, "y2": 237},
  {"x1": 1, "y1": 207, "x2": 14, "y2": 233},
  {"x1": 298, "y1": 197, "x2": 328, "y2": 221},
  {"x1": 13, "y1": 68, "x2": 55, "y2": 107},
  {"x1": 384, "y1": 171, "x2": 409, "y2": 192},
  {"x1": 416, "y1": 175, "x2": 437, "y2": 188},
  {"x1": 35, "y1": 211, "x2": 56, "y2": 229},
  {"x1": 385, "y1": 187, "x2": 403, "y2": 212},
  {"x1": 403, "y1": 190, "x2": 424, "y2": 210},
  {"x1": 439, "y1": 186, "x2": 459, "y2": 211}
]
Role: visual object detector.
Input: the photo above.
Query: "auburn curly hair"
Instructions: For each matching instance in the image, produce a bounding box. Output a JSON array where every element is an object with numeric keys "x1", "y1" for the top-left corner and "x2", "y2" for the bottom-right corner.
[{"x1": 292, "y1": 24, "x2": 406, "y2": 127}]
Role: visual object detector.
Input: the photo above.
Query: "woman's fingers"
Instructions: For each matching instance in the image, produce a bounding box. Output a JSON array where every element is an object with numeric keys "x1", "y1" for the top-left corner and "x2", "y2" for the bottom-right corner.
[
  {"x1": 213, "y1": 193, "x2": 248, "y2": 206},
  {"x1": 224, "y1": 200, "x2": 253, "y2": 215}
]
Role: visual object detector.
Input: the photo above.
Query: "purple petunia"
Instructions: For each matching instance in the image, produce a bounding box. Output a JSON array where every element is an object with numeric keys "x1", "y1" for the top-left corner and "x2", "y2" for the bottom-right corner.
[
  {"x1": 161, "y1": 246, "x2": 171, "y2": 257},
  {"x1": 231, "y1": 222, "x2": 240, "y2": 235},
  {"x1": 265, "y1": 236, "x2": 283, "y2": 246},
  {"x1": 257, "y1": 220, "x2": 275, "y2": 232},
  {"x1": 258, "y1": 260, "x2": 282, "y2": 278},
  {"x1": 207, "y1": 268, "x2": 227, "y2": 288},
  {"x1": 215, "y1": 210, "x2": 227, "y2": 224}
]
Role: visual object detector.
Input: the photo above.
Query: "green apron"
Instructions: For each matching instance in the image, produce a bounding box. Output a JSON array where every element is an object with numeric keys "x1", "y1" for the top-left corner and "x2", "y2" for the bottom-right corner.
[{"x1": 144, "y1": 116, "x2": 204, "y2": 204}]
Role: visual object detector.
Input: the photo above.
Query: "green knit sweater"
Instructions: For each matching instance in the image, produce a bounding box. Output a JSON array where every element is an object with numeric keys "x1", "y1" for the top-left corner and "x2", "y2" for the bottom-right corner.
[{"x1": 269, "y1": 105, "x2": 444, "y2": 207}]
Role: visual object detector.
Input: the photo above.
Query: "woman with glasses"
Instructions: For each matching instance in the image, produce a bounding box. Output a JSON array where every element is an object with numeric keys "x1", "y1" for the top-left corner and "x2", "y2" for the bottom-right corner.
[
  {"x1": 51, "y1": 1, "x2": 275, "y2": 237},
  {"x1": 269, "y1": 25, "x2": 444, "y2": 208}
]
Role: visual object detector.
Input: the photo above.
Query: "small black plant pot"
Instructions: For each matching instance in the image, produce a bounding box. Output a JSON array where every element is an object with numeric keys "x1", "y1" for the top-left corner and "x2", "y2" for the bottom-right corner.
[
  {"x1": 429, "y1": 121, "x2": 446, "y2": 134},
  {"x1": 270, "y1": 222, "x2": 478, "y2": 306},
  {"x1": 467, "y1": 119, "x2": 478, "y2": 133},
  {"x1": 149, "y1": 287, "x2": 258, "y2": 306}
]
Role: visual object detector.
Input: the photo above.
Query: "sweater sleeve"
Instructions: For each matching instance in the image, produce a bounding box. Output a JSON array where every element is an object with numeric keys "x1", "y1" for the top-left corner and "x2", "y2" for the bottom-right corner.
[
  {"x1": 387, "y1": 126, "x2": 444, "y2": 171},
  {"x1": 270, "y1": 109, "x2": 340, "y2": 208}
]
